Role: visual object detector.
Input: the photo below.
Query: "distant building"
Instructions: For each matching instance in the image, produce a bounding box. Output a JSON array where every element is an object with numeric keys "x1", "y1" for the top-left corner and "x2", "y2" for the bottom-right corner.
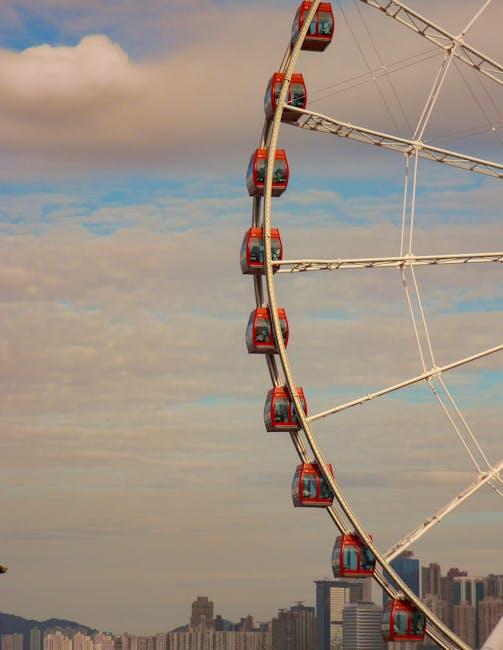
[
  {"x1": 342, "y1": 602, "x2": 383, "y2": 650},
  {"x1": 113, "y1": 635, "x2": 129, "y2": 650},
  {"x1": 30, "y1": 630, "x2": 42, "y2": 650},
  {"x1": 213, "y1": 617, "x2": 224, "y2": 632},
  {"x1": 315, "y1": 579, "x2": 369, "y2": 650},
  {"x1": 479, "y1": 597, "x2": 503, "y2": 646},
  {"x1": 442, "y1": 567, "x2": 467, "y2": 627},
  {"x1": 155, "y1": 634, "x2": 167, "y2": 650},
  {"x1": 72, "y1": 633, "x2": 92, "y2": 650},
  {"x1": 2, "y1": 635, "x2": 23, "y2": 650},
  {"x1": 191, "y1": 596, "x2": 214, "y2": 629},
  {"x1": 453, "y1": 575, "x2": 485, "y2": 645},
  {"x1": 44, "y1": 632, "x2": 72, "y2": 650},
  {"x1": 421, "y1": 563, "x2": 441, "y2": 598},
  {"x1": 272, "y1": 603, "x2": 315, "y2": 650},
  {"x1": 422, "y1": 593, "x2": 448, "y2": 626},
  {"x1": 167, "y1": 630, "x2": 268, "y2": 650},
  {"x1": 453, "y1": 601, "x2": 476, "y2": 648},
  {"x1": 486, "y1": 575, "x2": 503, "y2": 599},
  {"x1": 384, "y1": 551, "x2": 419, "y2": 606},
  {"x1": 236, "y1": 616, "x2": 256, "y2": 632}
]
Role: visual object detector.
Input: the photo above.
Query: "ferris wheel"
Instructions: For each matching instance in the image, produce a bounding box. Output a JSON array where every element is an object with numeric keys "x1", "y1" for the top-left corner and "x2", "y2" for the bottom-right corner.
[{"x1": 241, "y1": 1, "x2": 502, "y2": 649}]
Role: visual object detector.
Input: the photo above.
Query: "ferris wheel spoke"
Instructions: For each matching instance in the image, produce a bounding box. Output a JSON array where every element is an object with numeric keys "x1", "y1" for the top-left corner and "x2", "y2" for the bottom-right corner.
[
  {"x1": 287, "y1": 106, "x2": 503, "y2": 178},
  {"x1": 307, "y1": 343, "x2": 503, "y2": 423},
  {"x1": 358, "y1": 0, "x2": 503, "y2": 86},
  {"x1": 385, "y1": 459, "x2": 503, "y2": 562},
  {"x1": 274, "y1": 251, "x2": 503, "y2": 272}
]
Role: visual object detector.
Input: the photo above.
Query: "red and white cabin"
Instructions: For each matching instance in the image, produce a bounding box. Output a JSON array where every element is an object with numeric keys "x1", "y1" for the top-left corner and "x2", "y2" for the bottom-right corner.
[
  {"x1": 381, "y1": 599, "x2": 426, "y2": 643},
  {"x1": 246, "y1": 308, "x2": 289, "y2": 354},
  {"x1": 246, "y1": 149, "x2": 289, "y2": 197},
  {"x1": 264, "y1": 386, "x2": 306, "y2": 431},
  {"x1": 292, "y1": 462, "x2": 334, "y2": 507},
  {"x1": 240, "y1": 227, "x2": 283, "y2": 275},
  {"x1": 332, "y1": 533, "x2": 376, "y2": 578},
  {"x1": 291, "y1": 2, "x2": 335, "y2": 52},
  {"x1": 264, "y1": 72, "x2": 307, "y2": 121}
]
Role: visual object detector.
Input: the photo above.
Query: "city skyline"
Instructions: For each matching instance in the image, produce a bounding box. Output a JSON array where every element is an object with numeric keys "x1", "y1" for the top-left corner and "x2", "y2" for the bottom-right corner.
[
  {"x1": 1, "y1": 0, "x2": 501, "y2": 638},
  {"x1": 1, "y1": 563, "x2": 502, "y2": 647},
  {"x1": 1, "y1": 556, "x2": 501, "y2": 636}
]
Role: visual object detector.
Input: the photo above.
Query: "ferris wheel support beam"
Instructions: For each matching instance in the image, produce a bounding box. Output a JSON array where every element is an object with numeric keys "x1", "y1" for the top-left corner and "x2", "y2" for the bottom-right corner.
[
  {"x1": 358, "y1": 0, "x2": 503, "y2": 86},
  {"x1": 308, "y1": 344, "x2": 503, "y2": 423},
  {"x1": 275, "y1": 251, "x2": 503, "y2": 272},
  {"x1": 287, "y1": 106, "x2": 503, "y2": 179},
  {"x1": 385, "y1": 459, "x2": 503, "y2": 562}
]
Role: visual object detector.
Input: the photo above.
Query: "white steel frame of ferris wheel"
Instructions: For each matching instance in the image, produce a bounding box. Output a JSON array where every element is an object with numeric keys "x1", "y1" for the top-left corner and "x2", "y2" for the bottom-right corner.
[{"x1": 250, "y1": 1, "x2": 502, "y2": 649}]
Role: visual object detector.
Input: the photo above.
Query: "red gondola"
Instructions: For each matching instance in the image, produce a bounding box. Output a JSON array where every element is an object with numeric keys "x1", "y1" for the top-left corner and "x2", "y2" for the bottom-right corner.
[
  {"x1": 246, "y1": 149, "x2": 289, "y2": 197},
  {"x1": 246, "y1": 308, "x2": 289, "y2": 354},
  {"x1": 264, "y1": 386, "x2": 307, "y2": 431},
  {"x1": 240, "y1": 227, "x2": 283, "y2": 275},
  {"x1": 291, "y1": 2, "x2": 335, "y2": 52},
  {"x1": 292, "y1": 462, "x2": 334, "y2": 507},
  {"x1": 381, "y1": 599, "x2": 426, "y2": 642},
  {"x1": 331, "y1": 533, "x2": 376, "y2": 578},
  {"x1": 264, "y1": 72, "x2": 307, "y2": 122}
]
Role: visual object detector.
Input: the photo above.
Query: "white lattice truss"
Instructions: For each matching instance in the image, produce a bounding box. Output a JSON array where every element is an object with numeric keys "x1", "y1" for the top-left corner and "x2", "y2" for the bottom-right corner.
[
  {"x1": 275, "y1": 251, "x2": 503, "y2": 273},
  {"x1": 359, "y1": 0, "x2": 503, "y2": 86},
  {"x1": 287, "y1": 105, "x2": 503, "y2": 178}
]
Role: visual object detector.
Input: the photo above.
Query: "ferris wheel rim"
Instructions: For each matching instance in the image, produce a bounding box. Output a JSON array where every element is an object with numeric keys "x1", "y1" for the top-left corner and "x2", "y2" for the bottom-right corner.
[{"x1": 249, "y1": 2, "x2": 501, "y2": 648}]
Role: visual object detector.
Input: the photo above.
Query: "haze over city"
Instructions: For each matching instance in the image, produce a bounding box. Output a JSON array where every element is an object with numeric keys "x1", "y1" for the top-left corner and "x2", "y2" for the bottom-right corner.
[{"x1": 1, "y1": 0, "x2": 501, "y2": 642}]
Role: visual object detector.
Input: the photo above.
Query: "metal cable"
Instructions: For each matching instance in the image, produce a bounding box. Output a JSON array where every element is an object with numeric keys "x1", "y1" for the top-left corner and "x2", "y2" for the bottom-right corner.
[{"x1": 335, "y1": 0, "x2": 402, "y2": 134}]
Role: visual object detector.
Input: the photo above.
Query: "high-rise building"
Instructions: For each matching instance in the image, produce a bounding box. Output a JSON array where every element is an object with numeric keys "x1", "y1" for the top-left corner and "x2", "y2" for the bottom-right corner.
[
  {"x1": 421, "y1": 563, "x2": 441, "y2": 598},
  {"x1": 342, "y1": 602, "x2": 383, "y2": 650},
  {"x1": 486, "y1": 575, "x2": 503, "y2": 599},
  {"x1": 44, "y1": 633, "x2": 72, "y2": 650},
  {"x1": 72, "y1": 633, "x2": 92, "y2": 650},
  {"x1": 191, "y1": 596, "x2": 214, "y2": 629},
  {"x1": 2, "y1": 635, "x2": 23, "y2": 650},
  {"x1": 272, "y1": 603, "x2": 315, "y2": 650},
  {"x1": 453, "y1": 575, "x2": 485, "y2": 646},
  {"x1": 422, "y1": 593, "x2": 448, "y2": 626},
  {"x1": 442, "y1": 567, "x2": 467, "y2": 628},
  {"x1": 315, "y1": 579, "x2": 369, "y2": 650},
  {"x1": 113, "y1": 635, "x2": 129, "y2": 650},
  {"x1": 236, "y1": 616, "x2": 256, "y2": 632},
  {"x1": 213, "y1": 616, "x2": 224, "y2": 632},
  {"x1": 30, "y1": 629, "x2": 42, "y2": 650},
  {"x1": 94, "y1": 634, "x2": 114, "y2": 650},
  {"x1": 479, "y1": 597, "x2": 503, "y2": 646},
  {"x1": 167, "y1": 630, "x2": 268, "y2": 650},
  {"x1": 155, "y1": 634, "x2": 167, "y2": 650},
  {"x1": 453, "y1": 601, "x2": 476, "y2": 648},
  {"x1": 384, "y1": 551, "x2": 419, "y2": 606}
]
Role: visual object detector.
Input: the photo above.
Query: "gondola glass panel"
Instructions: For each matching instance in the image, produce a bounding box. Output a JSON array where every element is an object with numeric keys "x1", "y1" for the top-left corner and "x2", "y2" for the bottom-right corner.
[
  {"x1": 332, "y1": 533, "x2": 376, "y2": 578},
  {"x1": 292, "y1": 462, "x2": 334, "y2": 507}
]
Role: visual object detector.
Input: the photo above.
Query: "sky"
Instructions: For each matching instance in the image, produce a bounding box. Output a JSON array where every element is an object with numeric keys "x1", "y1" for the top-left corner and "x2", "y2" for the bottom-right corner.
[{"x1": 0, "y1": 0, "x2": 502, "y2": 636}]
